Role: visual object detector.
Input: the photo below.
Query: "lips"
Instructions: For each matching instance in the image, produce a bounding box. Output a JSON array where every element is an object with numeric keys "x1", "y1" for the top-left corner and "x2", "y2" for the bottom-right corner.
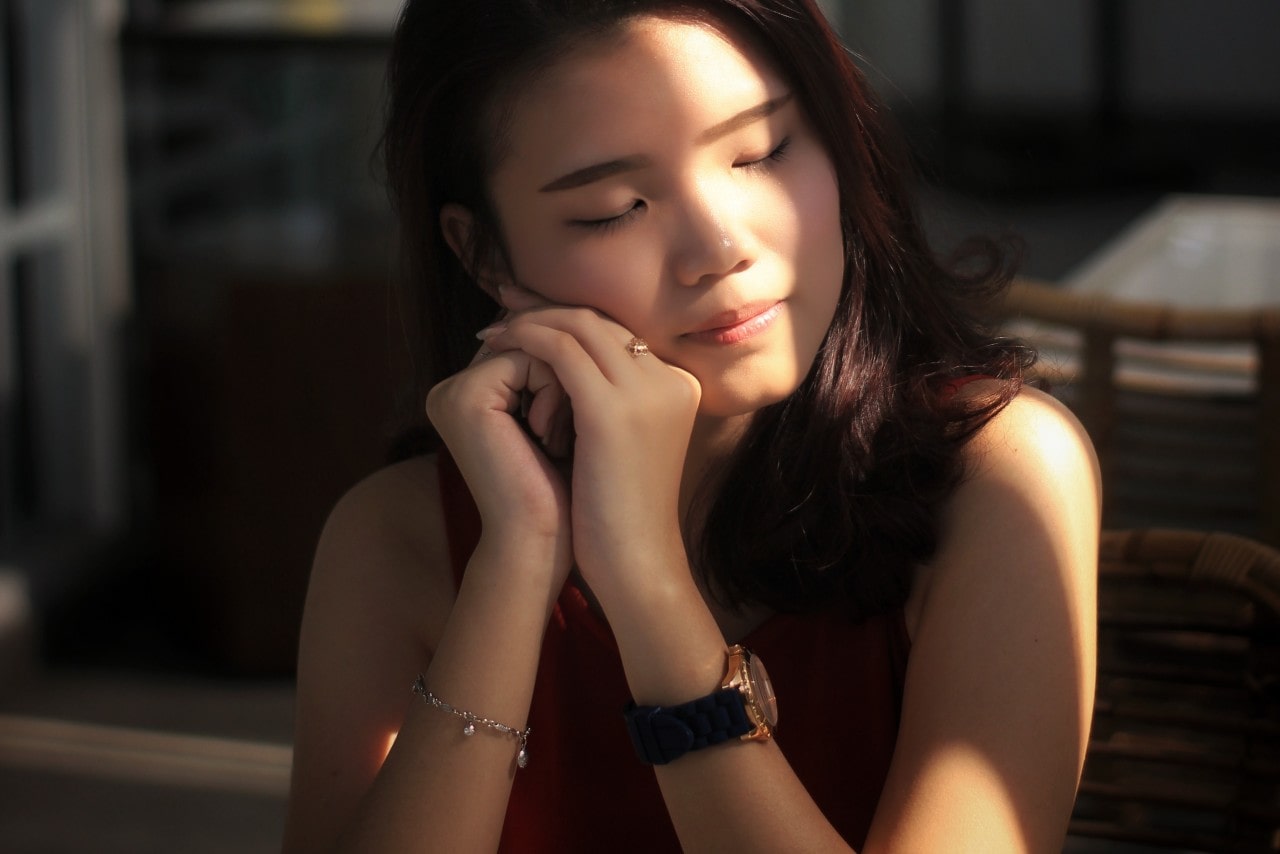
[{"x1": 683, "y1": 300, "x2": 784, "y2": 345}]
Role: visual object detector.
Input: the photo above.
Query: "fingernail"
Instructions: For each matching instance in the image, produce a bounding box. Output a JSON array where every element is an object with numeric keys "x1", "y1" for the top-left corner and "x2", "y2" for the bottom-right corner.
[
  {"x1": 498, "y1": 282, "x2": 535, "y2": 303},
  {"x1": 475, "y1": 323, "x2": 507, "y2": 341}
]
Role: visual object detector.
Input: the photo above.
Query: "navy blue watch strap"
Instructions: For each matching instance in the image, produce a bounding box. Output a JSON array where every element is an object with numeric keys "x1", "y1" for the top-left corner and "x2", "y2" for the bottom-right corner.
[{"x1": 623, "y1": 687, "x2": 752, "y2": 765}]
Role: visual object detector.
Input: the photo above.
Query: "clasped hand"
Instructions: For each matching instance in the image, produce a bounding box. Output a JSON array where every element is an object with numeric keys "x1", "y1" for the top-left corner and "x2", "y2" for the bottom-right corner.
[{"x1": 426, "y1": 283, "x2": 702, "y2": 601}]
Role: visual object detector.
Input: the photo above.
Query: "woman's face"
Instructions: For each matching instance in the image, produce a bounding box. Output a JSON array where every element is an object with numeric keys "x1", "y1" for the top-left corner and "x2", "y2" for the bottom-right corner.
[{"x1": 481, "y1": 14, "x2": 844, "y2": 418}]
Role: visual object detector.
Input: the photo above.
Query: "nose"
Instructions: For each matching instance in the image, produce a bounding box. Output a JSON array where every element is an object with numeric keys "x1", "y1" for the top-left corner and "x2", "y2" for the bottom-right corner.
[{"x1": 669, "y1": 179, "x2": 755, "y2": 286}]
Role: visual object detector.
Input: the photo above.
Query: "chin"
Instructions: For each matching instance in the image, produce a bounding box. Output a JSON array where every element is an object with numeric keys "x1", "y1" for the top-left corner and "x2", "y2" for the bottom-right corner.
[{"x1": 695, "y1": 377, "x2": 802, "y2": 421}]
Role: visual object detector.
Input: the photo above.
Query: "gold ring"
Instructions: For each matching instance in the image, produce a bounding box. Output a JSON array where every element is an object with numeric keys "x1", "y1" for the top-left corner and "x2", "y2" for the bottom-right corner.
[{"x1": 625, "y1": 337, "x2": 650, "y2": 357}]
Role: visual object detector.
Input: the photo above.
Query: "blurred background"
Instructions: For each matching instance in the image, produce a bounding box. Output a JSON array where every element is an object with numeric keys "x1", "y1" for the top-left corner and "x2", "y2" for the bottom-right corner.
[{"x1": 0, "y1": 0, "x2": 1277, "y2": 850}]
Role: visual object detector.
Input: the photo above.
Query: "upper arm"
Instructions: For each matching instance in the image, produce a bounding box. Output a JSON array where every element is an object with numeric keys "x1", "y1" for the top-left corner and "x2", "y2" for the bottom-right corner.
[
  {"x1": 868, "y1": 385, "x2": 1101, "y2": 853},
  {"x1": 282, "y1": 456, "x2": 457, "y2": 854}
]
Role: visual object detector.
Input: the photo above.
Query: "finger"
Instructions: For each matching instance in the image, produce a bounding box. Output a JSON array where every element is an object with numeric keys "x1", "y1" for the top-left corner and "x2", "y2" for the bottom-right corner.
[
  {"x1": 543, "y1": 398, "x2": 575, "y2": 459},
  {"x1": 457, "y1": 349, "x2": 538, "y2": 415},
  {"x1": 498, "y1": 282, "x2": 556, "y2": 312},
  {"x1": 486, "y1": 321, "x2": 616, "y2": 402},
  {"x1": 500, "y1": 307, "x2": 647, "y2": 384},
  {"x1": 524, "y1": 358, "x2": 565, "y2": 440}
]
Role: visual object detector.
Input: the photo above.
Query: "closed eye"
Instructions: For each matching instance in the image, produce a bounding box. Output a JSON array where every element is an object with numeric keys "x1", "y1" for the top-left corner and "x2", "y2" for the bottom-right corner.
[
  {"x1": 569, "y1": 200, "x2": 647, "y2": 233},
  {"x1": 736, "y1": 136, "x2": 792, "y2": 172}
]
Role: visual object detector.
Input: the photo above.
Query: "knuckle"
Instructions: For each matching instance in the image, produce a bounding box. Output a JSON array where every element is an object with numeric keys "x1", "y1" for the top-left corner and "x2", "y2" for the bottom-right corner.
[
  {"x1": 425, "y1": 380, "x2": 452, "y2": 420},
  {"x1": 426, "y1": 369, "x2": 483, "y2": 419},
  {"x1": 669, "y1": 371, "x2": 702, "y2": 408},
  {"x1": 545, "y1": 330, "x2": 578, "y2": 359},
  {"x1": 566, "y1": 306, "x2": 598, "y2": 324}
]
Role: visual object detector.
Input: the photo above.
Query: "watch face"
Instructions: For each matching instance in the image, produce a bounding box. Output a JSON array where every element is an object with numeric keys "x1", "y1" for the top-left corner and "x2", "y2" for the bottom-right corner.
[{"x1": 748, "y1": 655, "x2": 779, "y2": 727}]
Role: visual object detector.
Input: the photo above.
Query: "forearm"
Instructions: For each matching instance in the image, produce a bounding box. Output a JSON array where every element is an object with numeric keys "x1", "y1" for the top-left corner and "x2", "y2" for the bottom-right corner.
[
  {"x1": 602, "y1": 550, "x2": 853, "y2": 853},
  {"x1": 654, "y1": 741, "x2": 853, "y2": 852},
  {"x1": 336, "y1": 533, "x2": 562, "y2": 853}
]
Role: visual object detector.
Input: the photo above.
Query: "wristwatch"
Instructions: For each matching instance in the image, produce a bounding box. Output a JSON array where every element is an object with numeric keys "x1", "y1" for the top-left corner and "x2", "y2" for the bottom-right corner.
[{"x1": 623, "y1": 644, "x2": 778, "y2": 765}]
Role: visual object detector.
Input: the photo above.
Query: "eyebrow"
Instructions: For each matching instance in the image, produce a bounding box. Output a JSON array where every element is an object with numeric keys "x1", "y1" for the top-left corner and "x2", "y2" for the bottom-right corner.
[
  {"x1": 696, "y1": 92, "x2": 793, "y2": 145},
  {"x1": 538, "y1": 92, "x2": 795, "y2": 193},
  {"x1": 539, "y1": 156, "x2": 654, "y2": 193}
]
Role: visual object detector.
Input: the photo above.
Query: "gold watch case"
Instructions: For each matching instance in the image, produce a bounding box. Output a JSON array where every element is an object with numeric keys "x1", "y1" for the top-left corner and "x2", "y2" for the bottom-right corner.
[{"x1": 723, "y1": 644, "x2": 778, "y2": 741}]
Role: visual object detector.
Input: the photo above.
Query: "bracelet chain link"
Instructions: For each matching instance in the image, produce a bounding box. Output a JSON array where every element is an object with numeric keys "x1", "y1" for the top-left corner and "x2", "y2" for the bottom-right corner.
[{"x1": 411, "y1": 674, "x2": 531, "y2": 769}]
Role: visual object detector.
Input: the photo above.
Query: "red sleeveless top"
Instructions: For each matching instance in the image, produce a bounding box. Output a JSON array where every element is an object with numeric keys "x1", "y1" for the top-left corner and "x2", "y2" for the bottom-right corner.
[{"x1": 437, "y1": 454, "x2": 909, "y2": 851}]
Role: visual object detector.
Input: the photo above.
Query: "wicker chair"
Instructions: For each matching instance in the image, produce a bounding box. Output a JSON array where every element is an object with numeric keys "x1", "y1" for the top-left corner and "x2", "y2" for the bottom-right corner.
[
  {"x1": 998, "y1": 278, "x2": 1280, "y2": 546},
  {"x1": 1068, "y1": 528, "x2": 1280, "y2": 852}
]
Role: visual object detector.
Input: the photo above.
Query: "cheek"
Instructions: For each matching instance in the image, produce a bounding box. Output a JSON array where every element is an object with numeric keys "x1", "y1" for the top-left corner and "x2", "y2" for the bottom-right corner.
[
  {"x1": 794, "y1": 167, "x2": 844, "y2": 297},
  {"x1": 766, "y1": 161, "x2": 843, "y2": 300},
  {"x1": 506, "y1": 226, "x2": 659, "y2": 320}
]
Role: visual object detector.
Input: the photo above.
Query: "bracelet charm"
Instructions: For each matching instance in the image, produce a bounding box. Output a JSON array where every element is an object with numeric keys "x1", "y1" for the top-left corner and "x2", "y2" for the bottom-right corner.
[{"x1": 411, "y1": 675, "x2": 531, "y2": 768}]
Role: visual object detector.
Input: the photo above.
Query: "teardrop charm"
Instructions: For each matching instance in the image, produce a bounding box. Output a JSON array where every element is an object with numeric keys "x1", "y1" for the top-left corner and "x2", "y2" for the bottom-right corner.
[
  {"x1": 516, "y1": 748, "x2": 529, "y2": 768},
  {"x1": 463, "y1": 723, "x2": 476, "y2": 736}
]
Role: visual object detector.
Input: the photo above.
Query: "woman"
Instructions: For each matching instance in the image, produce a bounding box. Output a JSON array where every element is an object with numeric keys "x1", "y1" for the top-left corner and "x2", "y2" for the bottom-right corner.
[{"x1": 283, "y1": 0, "x2": 1100, "y2": 851}]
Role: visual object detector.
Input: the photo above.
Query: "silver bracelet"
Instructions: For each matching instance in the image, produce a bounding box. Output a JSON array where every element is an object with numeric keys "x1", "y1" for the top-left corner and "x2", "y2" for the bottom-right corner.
[{"x1": 411, "y1": 675, "x2": 531, "y2": 769}]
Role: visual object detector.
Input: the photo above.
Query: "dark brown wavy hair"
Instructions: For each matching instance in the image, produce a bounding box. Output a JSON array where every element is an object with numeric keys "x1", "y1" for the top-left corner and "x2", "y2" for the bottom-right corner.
[{"x1": 381, "y1": 0, "x2": 1035, "y2": 621}]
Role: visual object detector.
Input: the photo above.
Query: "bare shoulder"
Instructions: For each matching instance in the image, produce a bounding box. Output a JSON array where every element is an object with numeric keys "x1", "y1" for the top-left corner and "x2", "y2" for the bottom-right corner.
[
  {"x1": 959, "y1": 379, "x2": 1100, "y2": 490},
  {"x1": 325, "y1": 452, "x2": 446, "y2": 547},
  {"x1": 909, "y1": 380, "x2": 1101, "y2": 628},
  {"x1": 303, "y1": 453, "x2": 457, "y2": 656},
  {"x1": 873, "y1": 380, "x2": 1100, "y2": 851},
  {"x1": 284, "y1": 454, "x2": 458, "y2": 852},
  {"x1": 956, "y1": 378, "x2": 1099, "y2": 591}
]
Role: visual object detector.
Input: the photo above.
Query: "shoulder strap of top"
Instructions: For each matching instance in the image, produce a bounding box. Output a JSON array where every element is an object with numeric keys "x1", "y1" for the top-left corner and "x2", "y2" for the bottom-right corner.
[{"x1": 435, "y1": 451, "x2": 480, "y2": 591}]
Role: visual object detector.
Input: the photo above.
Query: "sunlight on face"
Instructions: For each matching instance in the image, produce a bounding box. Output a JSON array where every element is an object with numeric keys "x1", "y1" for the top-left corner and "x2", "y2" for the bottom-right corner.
[{"x1": 487, "y1": 14, "x2": 845, "y2": 419}]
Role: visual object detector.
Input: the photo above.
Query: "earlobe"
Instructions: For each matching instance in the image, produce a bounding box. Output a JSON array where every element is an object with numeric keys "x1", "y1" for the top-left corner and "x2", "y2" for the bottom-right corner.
[{"x1": 440, "y1": 203, "x2": 510, "y2": 298}]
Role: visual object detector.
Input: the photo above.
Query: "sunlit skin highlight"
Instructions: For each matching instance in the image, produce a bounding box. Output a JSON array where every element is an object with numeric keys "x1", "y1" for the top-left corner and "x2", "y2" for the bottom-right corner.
[{"x1": 481, "y1": 17, "x2": 845, "y2": 431}]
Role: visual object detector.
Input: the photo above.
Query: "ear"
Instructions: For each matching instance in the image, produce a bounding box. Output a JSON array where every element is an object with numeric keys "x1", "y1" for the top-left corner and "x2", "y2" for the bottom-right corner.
[{"x1": 440, "y1": 202, "x2": 510, "y2": 299}]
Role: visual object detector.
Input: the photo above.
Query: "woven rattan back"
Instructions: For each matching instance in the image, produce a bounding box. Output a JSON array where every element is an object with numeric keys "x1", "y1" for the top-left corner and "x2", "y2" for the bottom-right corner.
[
  {"x1": 999, "y1": 279, "x2": 1280, "y2": 546},
  {"x1": 1069, "y1": 528, "x2": 1280, "y2": 852}
]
